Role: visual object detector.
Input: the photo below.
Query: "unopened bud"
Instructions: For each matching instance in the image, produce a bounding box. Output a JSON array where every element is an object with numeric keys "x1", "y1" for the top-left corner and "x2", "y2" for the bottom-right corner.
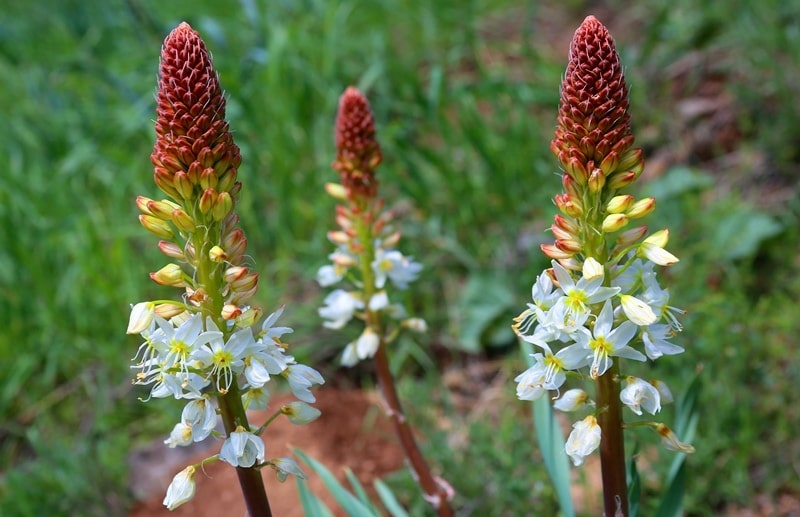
[
  {"x1": 127, "y1": 301, "x2": 155, "y2": 334},
  {"x1": 221, "y1": 304, "x2": 242, "y2": 320},
  {"x1": 209, "y1": 245, "x2": 227, "y2": 263},
  {"x1": 198, "y1": 188, "x2": 216, "y2": 215},
  {"x1": 147, "y1": 199, "x2": 181, "y2": 220},
  {"x1": 212, "y1": 191, "x2": 233, "y2": 221},
  {"x1": 171, "y1": 208, "x2": 196, "y2": 233},
  {"x1": 616, "y1": 225, "x2": 648, "y2": 247},
  {"x1": 136, "y1": 196, "x2": 155, "y2": 216},
  {"x1": 139, "y1": 215, "x2": 174, "y2": 239},
  {"x1": 199, "y1": 167, "x2": 218, "y2": 190},
  {"x1": 541, "y1": 243, "x2": 575, "y2": 260},
  {"x1": 327, "y1": 230, "x2": 350, "y2": 245},
  {"x1": 555, "y1": 193, "x2": 583, "y2": 217},
  {"x1": 582, "y1": 257, "x2": 603, "y2": 280},
  {"x1": 158, "y1": 240, "x2": 185, "y2": 259},
  {"x1": 325, "y1": 182, "x2": 348, "y2": 200},
  {"x1": 555, "y1": 238, "x2": 582, "y2": 254},
  {"x1": 599, "y1": 150, "x2": 620, "y2": 175},
  {"x1": 617, "y1": 148, "x2": 643, "y2": 172},
  {"x1": 174, "y1": 171, "x2": 194, "y2": 200},
  {"x1": 587, "y1": 167, "x2": 606, "y2": 193},
  {"x1": 223, "y1": 266, "x2": 248, "y2": 284},
  {"x1": 154, "y1": 303, "x2": 185, "y2": 319},
  {"x1": 627, "y1": 197, "x2": 656, "y2": 219},
  {"x1": 602, "y1": 213, "x2": 629, "y2": 233},
  {"x1": 606, "y1": 170, "x2": 637, "y2": 190},
  {"x1": 607, "y1": 195, "x2": 634, "y2": 214},
  {"x1": 564, "y1": 156, "x2": 588, "y2": 185},
  {"x1": 150, "y1": 263, "x2": 186, "y2": 287},
  {"x1": 381, "y1": 231, "x2": 402, "y2": 249}
]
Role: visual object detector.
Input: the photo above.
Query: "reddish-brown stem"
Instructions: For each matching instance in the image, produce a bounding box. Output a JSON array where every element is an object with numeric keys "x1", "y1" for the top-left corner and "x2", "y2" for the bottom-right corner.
[
  {"x1": 218, "y1": 384, "x2": 272, "y2": 517},
  {"x1": 373, "y1": 343, "x2": 454, "y2": 517},
  {"x1": 595, "y1": 362, "x2": 629, "y2": 517}
]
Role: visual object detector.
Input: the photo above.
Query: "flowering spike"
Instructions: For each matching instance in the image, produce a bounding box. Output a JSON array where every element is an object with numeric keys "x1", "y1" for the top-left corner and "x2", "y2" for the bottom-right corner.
[
  {"x1": 332, "y1": 87, "x2": 382, "y2": 201},
  {"x1": 151, "y1": 23, "x2": 240, "y2": 203},
  {"x1": 553, "y1": 16, "x2": 639, "y2": 178}
]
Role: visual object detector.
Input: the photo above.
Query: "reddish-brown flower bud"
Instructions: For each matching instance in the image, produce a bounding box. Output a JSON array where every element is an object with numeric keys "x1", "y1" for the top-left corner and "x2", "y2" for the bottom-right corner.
[
  {"x1": 332, "y1": 86, "x2": 382, "y2": 200},
  {"x1": 151, "y1": 23, "x2": 241, "y2": 201},
  {"x1": 553, "y1": 16, "x2": 640, "y2": 183}
]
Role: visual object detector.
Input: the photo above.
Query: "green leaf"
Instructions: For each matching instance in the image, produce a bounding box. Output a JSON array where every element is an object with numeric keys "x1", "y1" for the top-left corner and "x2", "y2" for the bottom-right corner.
[
  {"x1": 456, "y1": 273, "x2": 516, "y2": 352},
  {"x1": 344, "y1": 468, "x2": 374, "y2": 508},
  {"x1": 627, "y1": 445, "x2": 641, "y2": 517},
  {"x1": 296, "y1": 478, "x2": 335, "y2": 517},
  {"x1": 523, "y1": 341, "x2": 575, "y2": 517},
  {"x1": 707, "y1": 206, "x2": 782, "y2": 261},
  {"x1": 374, "y1": 479, "x2": 409, "y2": 517},
  {"x1": 294, "y1": 449, "x2": 380, "y2": 517}
]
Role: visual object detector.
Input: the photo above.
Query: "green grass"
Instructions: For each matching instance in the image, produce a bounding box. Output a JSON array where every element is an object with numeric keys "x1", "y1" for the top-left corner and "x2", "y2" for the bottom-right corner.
[{"x1": 1, "y1": 0, "x2": 799, "y2": 515}]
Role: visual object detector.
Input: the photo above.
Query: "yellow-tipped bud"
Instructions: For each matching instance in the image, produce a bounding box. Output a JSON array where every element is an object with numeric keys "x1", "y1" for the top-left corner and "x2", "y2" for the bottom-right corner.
[
  {"x1": 174, "y1": 171, "x2": 194, "y2": 200},
  {"x1": 212, "y1": 191, "x2": 233, "y2": 221},
  {"x1": 147, "y1": 199, "x2": 181, "y2": 220},
  {"x1": 171, "y1": 208, "x2": 196, "y2": 233},
  {"x1": 555, "y1": 238, "x2": 582, "y2": 254},
  {"x1": 541, "y1": 243, "x2": 575, "y2": 260},
  {"x1": 607, "y1": 195, "x2": 635, "y2": 214},
  {"x1": 602, "y1": 213, "x2": 629, "y2": 233},
  {"x1": 587, "y1": 167, "x2": 606, "y2": 193},
  {"x1": 198, "y1": 188, "x2": 216, "y2": 215},
  {"x1": 325, "y1": 182, "x2": 348, "y2": 200},
  {"x1": 150, "y1": 263, "x2": 186, "y2": 287},
  {"x1": 139, "y1": 215, "x2": 174, "y2": 240},
  {"x1": 136, "y1": 196, "x2": 155, "y2": 216},
  {"x1": 154, "y1": 303, "x2": 185, "y2": 319},
  {"x1": 606, "y1": 170, "x2": 637, "y2": 190},
  {"x1": 627, "y1": 197, "x2": 656, "y2": 219}
]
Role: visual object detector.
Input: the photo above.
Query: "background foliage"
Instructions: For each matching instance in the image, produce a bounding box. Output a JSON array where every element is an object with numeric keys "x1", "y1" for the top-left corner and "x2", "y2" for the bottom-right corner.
[{"x1": 1, "y1": 0, "x2": 799, "y2": 515}]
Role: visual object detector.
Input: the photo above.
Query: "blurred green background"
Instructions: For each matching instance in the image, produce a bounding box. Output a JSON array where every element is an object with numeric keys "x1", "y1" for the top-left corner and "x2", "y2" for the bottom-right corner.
[{"x1": 1, "y1": 0, "x2": 799, "y2": 515}]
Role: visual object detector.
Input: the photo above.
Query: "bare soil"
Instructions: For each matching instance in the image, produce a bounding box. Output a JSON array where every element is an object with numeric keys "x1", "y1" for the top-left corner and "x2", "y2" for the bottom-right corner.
[{"x1": 127, "y1": 389, "x2": 404, "y2": 517}]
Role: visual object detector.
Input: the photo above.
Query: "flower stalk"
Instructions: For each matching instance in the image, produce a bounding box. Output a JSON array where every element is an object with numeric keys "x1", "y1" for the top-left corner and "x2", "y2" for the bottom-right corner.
[
  {"x1": 318, "y1": 87, "x2": 454, "y2": 515},
  {"x1": 128, "y1": 22, "x2": 322, "y2": 513},
  {"x1": 512, "y1": 16, "x2": 692, "y2": 515}
]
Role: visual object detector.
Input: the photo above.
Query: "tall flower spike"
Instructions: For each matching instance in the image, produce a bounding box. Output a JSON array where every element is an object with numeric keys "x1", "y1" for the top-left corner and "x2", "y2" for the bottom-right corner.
[
  {"x1": 332, "y1": 87, "x2": 382, "y2": 201},
  {"x1": 152, "y1": 22, "x2": 241, "y2": 202},
  {"x1": 552, "y1": 16, "x2": 642, "y2": 187}
]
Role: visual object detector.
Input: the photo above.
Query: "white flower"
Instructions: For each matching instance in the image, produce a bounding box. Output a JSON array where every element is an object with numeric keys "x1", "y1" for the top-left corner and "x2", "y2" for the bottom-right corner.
[
  {"x1": 283, "y1": 364, "x2": 324, "y2": 403},
  {"x1": 513, "y1": 271, "x2": 563, "y2": 336},
  {"x1": 316, "y1": 264, "x2": 344, "y2": 287},
  {"x1": 191, "y1": 323, "x2": 250, "y2": 393},
  {"x1": 258, "y1": 306, "x2": 294, "y2": 341},
  {"x1": 638, "y1": 229, "x2": 679, "y2": 266},
  {"x1": 127, "y1": 301, "x2": 155, "y2": 334},
  {"x1": 180, "y1": 396, "x2": 217, "y2": 442},
  {"x1": 272, "y1": 457, "x2": 306, "y2": 482},
  {"x1": 355, "y1": 328, "x2": 380, "y2": 360},
  {"x1": 642, "y1": 324, "x2": 684, "y2": 360},
  {"x1": 620, "y1": 376, "x2": 661, "y2": 415},
  {"x1": 282, "y1": 401, "x2": 321, "y2": 425},
  {"x1": 514, "y1": 342, "x2": 589, "y2": 401},
  {"x1": 372, "y1": 248, "x2": 423, "y2": 289},
  {"x1": 572, "y1": 300, "x2": 646, "y2": 378},
  {"x1": 651, "y1": 379, "x2": 674, "y2": 404},
  {"x1": 163, "y1": 465, "x2": 196, "y2": 510},
  {"x1": 368, "y1": 291, "x2": 390, "y2": 311},
  {"x1": 318, "y1": 289, "x2": 364, "y2": 329},
  {"x1": 219, "y1": 427, "x2": 266, "y2": 468},
  {"x1": 164, "y1": 423, "x2": 193, "y2": 448},
  {"x1": 553, "y1": 389, "x2": 592, "y2": 412},
  {"x1": 402, "y1": 318, "x2": 428, "y2": 333},
  {"x1": 552, "y1": 261, "x2": 620, "y2": 327},
  {"x1": 619, "y1": 294, "x2": 657, "y2": 326},
  {"x1": 565, "y1": 416, "x2": 601, "y2": 466},
  {"x1": 242, "y1": 386, "x2": 271, "y2": 410}
]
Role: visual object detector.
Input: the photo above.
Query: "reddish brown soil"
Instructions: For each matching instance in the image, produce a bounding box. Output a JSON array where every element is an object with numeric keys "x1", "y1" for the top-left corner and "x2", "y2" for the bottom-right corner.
[{"x1": 128, "y1": 389, "x2": 404, "y2": 517}]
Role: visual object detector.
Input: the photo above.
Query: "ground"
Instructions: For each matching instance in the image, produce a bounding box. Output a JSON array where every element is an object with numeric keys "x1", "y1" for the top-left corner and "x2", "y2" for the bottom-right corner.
[{"x1": 128, "y1": 389, "x2": 405, "y2": 517}]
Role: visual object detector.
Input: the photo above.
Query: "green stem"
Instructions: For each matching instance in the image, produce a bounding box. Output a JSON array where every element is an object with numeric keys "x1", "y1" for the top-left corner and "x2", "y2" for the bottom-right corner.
[
  {"x1": 218, "y1": 382, "x2": 273, "y2": 517},
  {"x1": 595, "y1": 361, "x2": 629, "y2": 517}
]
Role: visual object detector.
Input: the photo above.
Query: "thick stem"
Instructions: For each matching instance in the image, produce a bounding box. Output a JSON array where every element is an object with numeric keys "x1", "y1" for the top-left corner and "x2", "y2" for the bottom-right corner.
[
  {"x1": 595, "y1": 362, "x2": 629, "y2": 517},
  {"x1": 373, "y1": 343, "x2": 454, "y2": 516},
  {"x1": 218, "y1": 382, "x2": 272, "y2": 517}
]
